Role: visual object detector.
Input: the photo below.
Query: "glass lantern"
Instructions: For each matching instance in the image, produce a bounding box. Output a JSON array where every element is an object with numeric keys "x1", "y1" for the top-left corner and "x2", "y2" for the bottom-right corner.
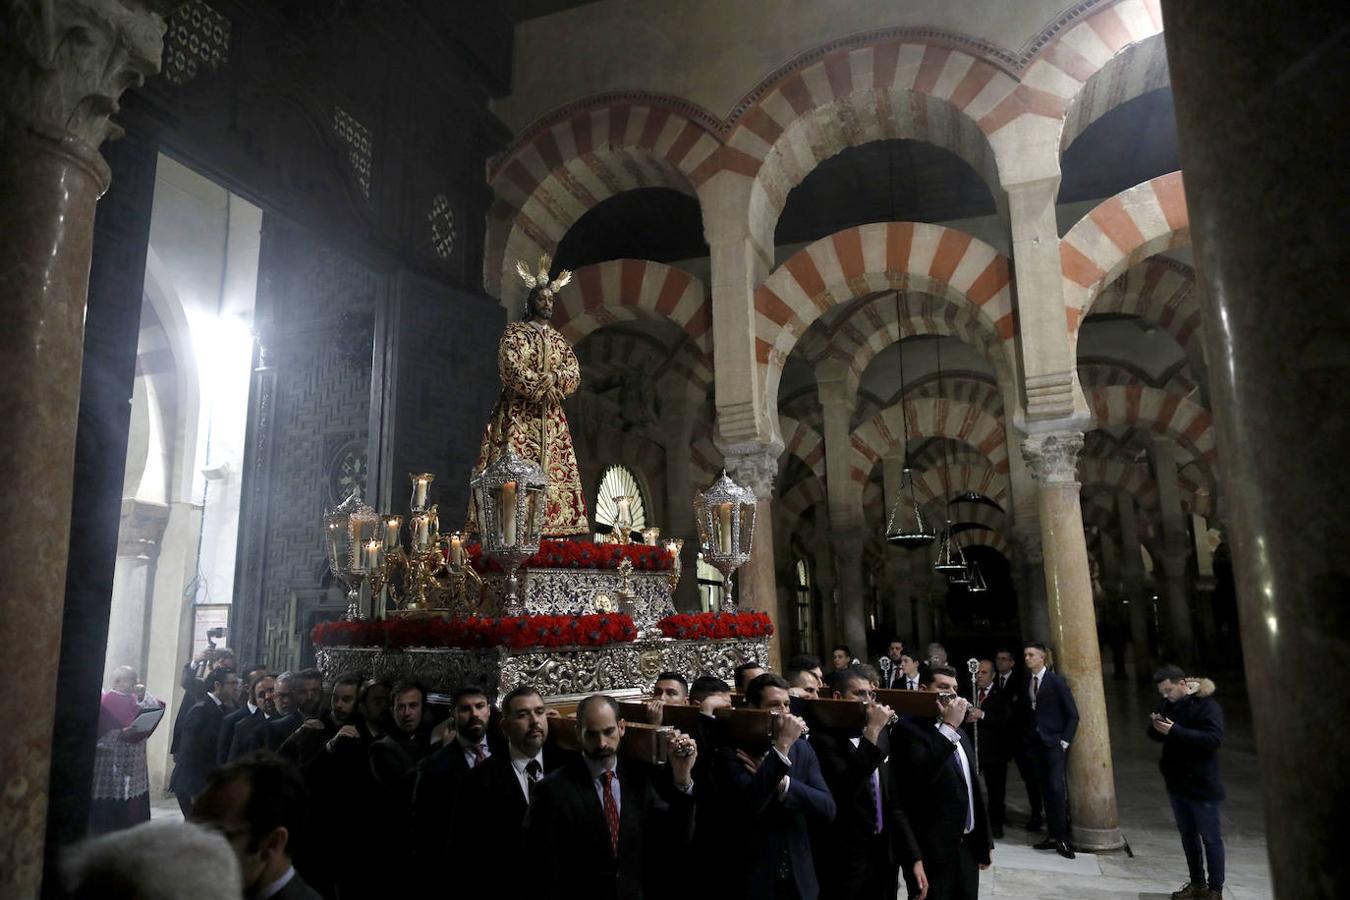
[
  {"x1": 693, "y1": 471, "x2": 756, "y2": 612},
  {"x1": 324, "y1": 487, "x2": 379, "y2": 620},
  {"x1": 470, "y1": 450, "x2": 548, "y2": 613}
]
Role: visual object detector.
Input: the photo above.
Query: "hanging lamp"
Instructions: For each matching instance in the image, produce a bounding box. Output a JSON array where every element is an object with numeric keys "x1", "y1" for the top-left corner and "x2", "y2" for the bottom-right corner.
[
  {"x1": 966, "y1": 560, "x2": 988, "y2": 592},
  {"x1": 884, "y1": 291, "x2": 936, "y2": 549},
  {"x1": 930, "y1": 334, "x2": 969, "y2": 579}
]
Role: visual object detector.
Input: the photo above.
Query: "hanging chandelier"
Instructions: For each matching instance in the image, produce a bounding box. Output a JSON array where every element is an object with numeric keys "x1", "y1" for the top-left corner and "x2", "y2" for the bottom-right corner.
[
  {"x1": 884, "y1": 291, "x2": 935, "y2": 549},
  {"x1": 966, "y1": 560, "x2": 988, "y2": 592},
  {"x1": 929, "y1": 333, "x2": 972, "y2": 581}
]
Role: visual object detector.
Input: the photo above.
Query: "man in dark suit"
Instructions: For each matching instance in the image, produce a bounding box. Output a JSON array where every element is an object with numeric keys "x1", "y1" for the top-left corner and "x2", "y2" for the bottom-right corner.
[
  {"x1": 892, "y1": 664, "x2": 993, "y2": 900},
  {"x1": 169, "y1": 666, "x2": 238, "y2": 815},
  {"x1": 812, "y1": 666, "x2": 923, "y2": 900},
  {"x1": 990, "y1": 648, "x2": 1043, "y2": 831},
  {"x1": 717, "y1": 672, "x2": 836, "y2": 899},
  {"x1": 881, "y1": 638, "x2": 907, "y2": 688},
  {"x1": 218, "y1": 672, "x2": 274, "y2": 765},
  {"x1": 897, "y1": 649, "x2": 924, "y2": 691},
  {"x1": 1019, "y1": 642, "x2": 1079, "y2": 858},
  {"x1": 191, "y1": 752, "x2": 324, "y2": 900},
  {"x1": 410, "y1": 682, "x2": 504, "y2": 865},
  {"x1": 450, "y1": 685, "x2": 574, "y2": 892},
  {"x1": 524, "y1": 693, "x2": 697, "y2": 900},
  {"x1": 964, "y1": 658, "x2": 1014, "y2": 838},
  {"x1": 266, "y1": 669, "x2": 323, "y2": 752}
]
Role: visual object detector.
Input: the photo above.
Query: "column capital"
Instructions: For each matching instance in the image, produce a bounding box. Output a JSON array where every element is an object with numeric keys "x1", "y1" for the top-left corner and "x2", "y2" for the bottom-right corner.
[
  {"x1": 722, "y1": 439, "x2": 782, "y2": 500},
  {"x1": 1, "y1": 1, "x2": 175, "y2": 151},
  {"x1": 1021, "y1": 430, "x2": 1084, "y2": 485}
]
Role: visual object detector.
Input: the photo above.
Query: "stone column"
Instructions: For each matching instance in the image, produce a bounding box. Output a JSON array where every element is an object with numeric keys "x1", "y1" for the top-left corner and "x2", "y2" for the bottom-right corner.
[
  {"x1": 0, "y1": 4, "x2": 170, "y2": 893},
  {"x1": 1149, "y1": 437, "x2": 1197, "y2": 662},
  {"x1": 663, "y1": 400, "x2": 701, "y2": 611},
  {"x1": 1011, "y1": 523, "x2": 1052, "y2": 642},
  {"x1": 725, "y1": 444, "x2": 785, "y2": 671},
  {"x1": 1096, "y1": 527, "x2": 1129, "y2": 679},
  {"x1": 811, "y1": 500, "x2": 838, "y2": 655},
  {"x1": 1023, "y1": 431, "x2": 1123, "y2": 851},
  {"x1": 880, "y1": 453, "x2": 915, "y2": 641},
  {"x1": 102, "y1": 501, "x2": 170, "y2": 683},
  {"x1": 1164, "y1": 4, "x2": 1350, "y2": 891},
  {"x1": 817, "y1": 364, "x2": 868, "y2": 658},
  {"x1": 1116, "y1": 491, "x2": 1153, "y2": 682}
]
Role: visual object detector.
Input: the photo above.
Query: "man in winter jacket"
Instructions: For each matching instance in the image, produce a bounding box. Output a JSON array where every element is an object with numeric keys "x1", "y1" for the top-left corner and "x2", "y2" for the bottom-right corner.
[{"x1": 1148, "y1": 665, "x2": 1226, "y2": 900}]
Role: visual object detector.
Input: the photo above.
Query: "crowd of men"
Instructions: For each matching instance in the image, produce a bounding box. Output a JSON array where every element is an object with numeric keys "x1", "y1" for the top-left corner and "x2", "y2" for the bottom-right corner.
[{"x1": 71, "y1": 637, "x2": 1224, "y2": 900}]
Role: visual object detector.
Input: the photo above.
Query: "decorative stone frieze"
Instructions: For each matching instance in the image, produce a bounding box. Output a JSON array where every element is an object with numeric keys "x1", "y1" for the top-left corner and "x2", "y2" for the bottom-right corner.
[{"x1": 1021, "y1": 430, "x2": 1084, "y2": 485}]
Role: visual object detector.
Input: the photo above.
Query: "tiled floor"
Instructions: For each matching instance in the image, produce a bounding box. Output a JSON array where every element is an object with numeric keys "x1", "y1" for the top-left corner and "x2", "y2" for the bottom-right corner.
[{"x1": 980, "y1": 677, "x2": 1273, "y2": 899}]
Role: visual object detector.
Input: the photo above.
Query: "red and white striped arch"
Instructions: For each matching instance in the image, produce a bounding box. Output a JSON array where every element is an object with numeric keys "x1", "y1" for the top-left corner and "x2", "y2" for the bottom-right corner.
[
  {"x1": 727, "y1": 39, "x2": 1016, "y2": 258},
  {"x1": 780, "y1": 473, "x2": 826, "y2": 523},
  {"x1": 755, "y1": 222, "x2": 1014, "y2": 404},
  {"x1": 1084, "y1": 385, "x2": 1217, "y2": 467},
  {"x1": 1077, "y1": 457, "x2": 1159, "y2": 510},
  {"x1": 554, "y1": 259, "x2": 711, "y2": 355},
  {"x1": 1091, "y1": 256, "x2": 1204, "y2": 362},
  {"x1": 779, "y1": 415, "x2": 825, "y2": 483},
  {"x1": 856, "y1": 374, "x2": 1005, "y2": 429},
  {"x1": 1060, "y1": 172, "x2": 1189, "y2": 336},
  {"x1": 908, "y1": 463, "x2": 1010, "y2": 509},
  {"x1": 689, "y1": 434, "x2": 723, "y2": 488},
  {"x1": 486, "y1": 99, "x2": 722, "y2": 309},
  {"x1": 849, "y1": 398, "x2": 1009, "y2": 497}
]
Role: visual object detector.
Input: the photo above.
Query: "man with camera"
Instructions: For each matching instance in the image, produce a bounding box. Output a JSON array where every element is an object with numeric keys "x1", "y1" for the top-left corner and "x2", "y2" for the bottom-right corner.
[
  {"x1": 1149, "y1": 665, "x2": 1226, "y2": 900},
  {"x1": 892, "y1": 665, "x2": 992, "y2": 900}
]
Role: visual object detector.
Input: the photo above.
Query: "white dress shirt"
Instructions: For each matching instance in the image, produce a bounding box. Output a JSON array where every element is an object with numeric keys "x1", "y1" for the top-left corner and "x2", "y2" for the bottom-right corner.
[
  {"x1": 906, "y1": 675, "x2": 920, "y2": 691},
  {"x1": 936, "y1": 723, "x2": 976, "y2": 834},
  {"x1": 509, "y1": 745, "x2": 545, "y2": 803},
  {"x1": 460, "y1": 736, "x2": 491, "y2": 769},
  {"x1": 585, "y1": 756, "x2": 621, "y2": 817},
  {"x1": 253, "y1": 865, "x2": 296, "y2": 900}
]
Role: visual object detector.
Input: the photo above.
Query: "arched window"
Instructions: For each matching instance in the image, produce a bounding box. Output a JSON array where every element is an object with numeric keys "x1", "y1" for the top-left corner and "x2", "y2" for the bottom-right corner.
[
  {"x1": 696, "y1": 553, "x2": 724, "y2": 613},
  {"x1": 594, "y1": 464, "x2": 648, "y2": 543}
]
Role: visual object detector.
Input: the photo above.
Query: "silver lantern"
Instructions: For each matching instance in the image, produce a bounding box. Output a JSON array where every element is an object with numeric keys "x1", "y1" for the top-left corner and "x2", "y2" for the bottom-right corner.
[
  {"x1": 470, "y1": 450, "x2": 548, "y2": 614},
  {"x1": 693, "y1": 471, "x2": 756, "y2": 612},
  {"x1": 324, "y1": 487, "x2": 379, "y2": 620}
]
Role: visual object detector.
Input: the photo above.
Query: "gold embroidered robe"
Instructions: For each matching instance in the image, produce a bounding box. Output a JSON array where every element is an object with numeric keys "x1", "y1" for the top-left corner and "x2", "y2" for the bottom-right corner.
[{"x1": 468, "y1": 320, "x2": 588, "y2": 536}]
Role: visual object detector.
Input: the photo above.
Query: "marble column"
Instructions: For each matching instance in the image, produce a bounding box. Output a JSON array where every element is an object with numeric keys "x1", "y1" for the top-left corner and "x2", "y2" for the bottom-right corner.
[
  {"x1": 1164, "y1": 4, "x2": 1350, "y2": 892},
  {"x1": 830, "y1": 529, "x2": 869, "y2": 658},
  {"x1": 818, "y1": 365, "x2": 868, "y2": 658},
  {"x1": 1116, "y1": 491, "x2": 1153, "y2": 682},
  {"x1": 725, "y1": 444, "x2": 785, "y2": 671},
  {"x1": 0, "y1": 4, "x2": 170, "y2": 893},
  {"x1": 1149, "y1": 437, "x2": 1197, "y2": 662},
  {"x1": 1023, "y1": 430, "x2": 1123, "y2": 851},
  {"x1": 1012, "y1": 523, "x2": 1052, "y2": 642},
  {"x1": 811, "y1": 500, "x2": 838, "y2": 655}
]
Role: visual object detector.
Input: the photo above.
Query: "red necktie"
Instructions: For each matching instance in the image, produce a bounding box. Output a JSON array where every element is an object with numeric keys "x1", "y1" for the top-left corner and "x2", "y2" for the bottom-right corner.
[
  {"x1": 979, "y1": 686, "x2": 989, "y2": 706},
  {"x1": 602, "y1": 771, "x2": 620, "y2": 856},
  {"x1": 473, "y1": 743, "x2": 486, "y2": 765}
]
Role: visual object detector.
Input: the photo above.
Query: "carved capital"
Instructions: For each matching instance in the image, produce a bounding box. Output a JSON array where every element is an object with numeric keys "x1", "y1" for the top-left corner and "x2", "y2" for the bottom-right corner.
[
  {"x1": 1021, "y1": 430, "x2": 1083, "y2": 485},
  {"x1": 722, "y1": 440, "x2": 782, "y2": 500},
  {"x1": 1, "y1": 0, "x2": 177, "y2": 149}
]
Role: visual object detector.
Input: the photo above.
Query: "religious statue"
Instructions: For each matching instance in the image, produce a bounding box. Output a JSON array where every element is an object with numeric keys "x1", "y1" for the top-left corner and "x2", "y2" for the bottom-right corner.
[{"x1": 467, "y1": 256, "x2": 589, "y2": 536}]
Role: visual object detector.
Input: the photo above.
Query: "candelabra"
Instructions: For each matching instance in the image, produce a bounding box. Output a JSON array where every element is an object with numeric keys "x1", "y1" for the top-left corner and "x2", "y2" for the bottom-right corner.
[
  {"x1": 694, "y1": 472, "x2": 756, "y2": 612},
  {"x1": 324, "y1": 488, "x2": 379, "y2": 620}
]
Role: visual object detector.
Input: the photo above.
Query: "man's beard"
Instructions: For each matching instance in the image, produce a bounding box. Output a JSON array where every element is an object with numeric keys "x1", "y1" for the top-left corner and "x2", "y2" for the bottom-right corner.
[{"x1": 459, "y1": 718, "x2": 487, "y2": 740}]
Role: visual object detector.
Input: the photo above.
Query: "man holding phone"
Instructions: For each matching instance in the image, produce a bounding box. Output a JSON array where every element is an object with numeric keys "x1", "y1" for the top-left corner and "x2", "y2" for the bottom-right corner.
[{"x1": 1149, "y1": 665, "x2": 1226, "y2": 900}]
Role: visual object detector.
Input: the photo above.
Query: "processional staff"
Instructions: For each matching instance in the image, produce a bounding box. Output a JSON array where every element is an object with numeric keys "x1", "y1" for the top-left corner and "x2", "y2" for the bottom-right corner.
[{"x1": 967, "y1": 657, "x2": 980, "y2": 774}]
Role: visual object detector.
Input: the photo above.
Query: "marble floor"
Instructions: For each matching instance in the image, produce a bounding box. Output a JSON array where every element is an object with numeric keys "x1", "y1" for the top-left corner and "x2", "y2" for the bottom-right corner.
[{"x1": 980, "y1": 676, "x2": 1272, "y2": 899}]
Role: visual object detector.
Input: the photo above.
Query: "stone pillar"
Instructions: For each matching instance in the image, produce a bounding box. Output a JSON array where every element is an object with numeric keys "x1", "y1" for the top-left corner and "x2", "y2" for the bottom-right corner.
[
  {"x1": 1164, "y1": 5, "x2": 1350, "y2": 891},
  {"x1": 0, "y1": 5, "x2": 170, "y2": 893},
  {"x1": 830, "y1": 529, "x2": 868, "y2": 659},
  {"x1": 1096, "y1": 528, "x2": 1129, "y2": 679},
  {"x1": 811, "y1": 500, "x2": 838, "y2": 655},
  {"x1": 663, "y1": 401, "x2": 701, "y2": 611},
  {"x1": 102, "y1": 501, "x2": 170, "y2": 683},
  {"x1": 1116, "y1": 491, "x2": 1153, "y2": 683},
  {"x1": 1149, "y1": 437, "x2": 1197, "y2": 662},
  {"x1": 725, "y1": 444, "x2": 785, "y2": 671},
  {"x1": 817, "y1": 364, "x2": 868, "y2": 658},
  {"x1": 1023, "y1": 431, "x2": 1123, "y2": 851},
  {"x1": 1012, "y1": 523, "x2": 1052, "y2": 642},
  {"x1": 880, "y1": 453, "x2": 915, "y2": 641}
]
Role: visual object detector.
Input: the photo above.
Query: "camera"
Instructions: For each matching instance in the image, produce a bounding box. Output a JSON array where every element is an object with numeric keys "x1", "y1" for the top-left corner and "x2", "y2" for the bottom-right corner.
[{"x1": 206, "y1": 626, "x2": 226, "y2": 648}]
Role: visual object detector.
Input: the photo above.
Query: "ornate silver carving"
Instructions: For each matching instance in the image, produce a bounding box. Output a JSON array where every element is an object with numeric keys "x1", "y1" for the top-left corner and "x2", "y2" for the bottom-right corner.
[
  {"x1": 316, "y1": 637, "x2": 770, "y2": 698},
  {"x1": 428, "y1": 193, "x2": 456, "y2": 260},
  {"x1": 333, "y1": 105, "x2": 372, "y2": 198},
  {"x1": 162, "y1": 0, "x2": 228, "y2": 86},
  {"x1": 1, "y1": 0, "x2": 173, "y2": 147},
  {"x1": 478, "y1": 568, "x2": 676, "y2": 627},
  {"x1": 694, "y1": 471, "x2": 757, "y2": 612},
  {"x1": 1022, "y1": 430, "x2": 1085, "y2": 485}
]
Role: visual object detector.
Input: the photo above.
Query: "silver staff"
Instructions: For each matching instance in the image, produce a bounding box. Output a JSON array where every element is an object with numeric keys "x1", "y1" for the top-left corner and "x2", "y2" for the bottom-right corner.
[
  {"x1": 966, "y1": 657, "x2": 981, "y2": 773},
  {"x1": 878, "y1": 655, "x2": 893, "y2": 688}
]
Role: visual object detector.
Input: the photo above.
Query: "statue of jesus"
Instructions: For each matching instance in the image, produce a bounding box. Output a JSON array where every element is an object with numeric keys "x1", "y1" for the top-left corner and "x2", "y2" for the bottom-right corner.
[{"x1": 467, "y1": 257, "x2": 589, "y2": 536}]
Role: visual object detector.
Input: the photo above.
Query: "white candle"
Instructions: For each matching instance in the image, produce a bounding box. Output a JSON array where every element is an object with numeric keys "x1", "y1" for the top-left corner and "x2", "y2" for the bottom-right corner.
[
  {"x1": 383, "y1": 516, "x2": 402, "y2": 550},
  {"x1": 643, "y1": 527, "x2": 661, "y2": 546},
  {"x1": 449, "y1": 532, "x2": 465, "y2": 567},
  {"x1": 410, "y1": 474, "x2": 432, "y2": 510},
  {"x1": 501, "y1": 481, "x2": 517, "y2": 544},
  {"x1": 718, "y1": 502, "x2": 733, "y2": 553},
  {"x1": 364, "y1": 539, "x2": 383, "y2": 570},
  {"x1": 413, "y1": 515, "x2": 430, "y2": 551}
]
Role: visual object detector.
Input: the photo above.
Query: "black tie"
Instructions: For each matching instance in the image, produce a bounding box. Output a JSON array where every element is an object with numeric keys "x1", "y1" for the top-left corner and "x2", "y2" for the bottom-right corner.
[{"x1": 525, "y1": 759, "x2": 542, "y2": 800}]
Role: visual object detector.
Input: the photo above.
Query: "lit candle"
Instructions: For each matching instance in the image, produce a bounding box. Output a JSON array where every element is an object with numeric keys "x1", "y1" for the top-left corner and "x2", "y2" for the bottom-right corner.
[
  {"x1": 364, "y1": 539, "x2": 383, "y2": 570},
  {"x1": 718, "y1": 502, "x2": 733, "y2": 553},
  {"x1": 448, "y1": 532, "x2": 465, "y2": 567},
  {"x1": 412, "y1": 514, "x2": 430, "y2": 551},
  {"x1": 383, "y1": 516, "x2": 402, "y2": 550},
  {"x1": 410, "y1": 473, "x2": 433, "y2": 510},
  {"x1": 643, "y1": 527, "x2": 661, "y2": 546},
  {"x1": 501, "y1": 481, "x2": 518, "y2": 544}
]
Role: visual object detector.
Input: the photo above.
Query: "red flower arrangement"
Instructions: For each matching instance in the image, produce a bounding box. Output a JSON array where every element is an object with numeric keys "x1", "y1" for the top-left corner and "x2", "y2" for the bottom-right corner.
[
  {"x1": 311, "y1": 613, "x2": 637, "y2": 651},
  {"x1": 656, "y1": 611, "x2": 775, "y2": 641},
  {"x1": 463, "y1": 539, "x2": 673, "y2": 574}
]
